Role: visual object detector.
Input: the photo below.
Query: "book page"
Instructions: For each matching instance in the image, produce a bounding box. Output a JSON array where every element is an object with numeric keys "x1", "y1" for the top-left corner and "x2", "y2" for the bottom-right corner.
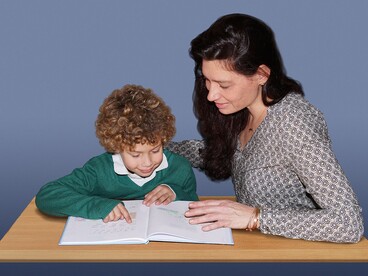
[
  {"x1": 59, "y1": 200, "x2": 149, "y2": 245},
  {"x1": 146, "y1": 201, "x2": 233, "y2": 245}
]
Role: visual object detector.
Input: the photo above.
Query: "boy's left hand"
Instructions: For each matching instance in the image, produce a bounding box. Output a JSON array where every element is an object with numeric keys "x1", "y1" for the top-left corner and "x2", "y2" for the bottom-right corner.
[{"x1": 143, "y1": 185, "x2": 175, "y2": 207}]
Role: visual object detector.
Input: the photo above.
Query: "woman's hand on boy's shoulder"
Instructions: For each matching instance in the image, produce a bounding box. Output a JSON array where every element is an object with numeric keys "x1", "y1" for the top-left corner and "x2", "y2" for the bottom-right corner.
[
  {"x1": 103, "y1": 203, "x2": 132, "y2": 223},
  {"x1": 143, "y1": 185, "x2": 176, "y2": 207}
]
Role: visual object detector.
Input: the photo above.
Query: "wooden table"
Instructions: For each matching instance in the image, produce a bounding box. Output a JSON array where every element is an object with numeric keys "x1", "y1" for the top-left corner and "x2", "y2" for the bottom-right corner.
[{"x1": 1, "y1": 197, "x2": 367, "y2": 262}]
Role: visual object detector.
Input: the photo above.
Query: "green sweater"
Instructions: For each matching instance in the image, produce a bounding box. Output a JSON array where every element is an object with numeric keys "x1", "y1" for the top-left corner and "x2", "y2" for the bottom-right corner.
[{"x1": 35, "y1": 149, "x2": 198, "y2": 219}]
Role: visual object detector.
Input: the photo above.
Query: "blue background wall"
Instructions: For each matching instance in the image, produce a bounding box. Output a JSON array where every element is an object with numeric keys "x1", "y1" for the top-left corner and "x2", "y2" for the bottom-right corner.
[{"x1": 1, "y1": 0, "x2": 367, "y2": 275}]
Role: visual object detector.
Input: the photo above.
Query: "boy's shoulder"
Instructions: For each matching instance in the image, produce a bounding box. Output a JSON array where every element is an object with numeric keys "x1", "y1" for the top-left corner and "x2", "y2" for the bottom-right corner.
[{"x1": 84, "y1": 152, "x2": 114, "y2": 167}]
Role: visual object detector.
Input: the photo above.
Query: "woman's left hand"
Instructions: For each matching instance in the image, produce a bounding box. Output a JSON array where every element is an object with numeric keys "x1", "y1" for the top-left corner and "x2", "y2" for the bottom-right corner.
[{"x1": 185, "y1": 200, "x2": 256, "y2": 231}]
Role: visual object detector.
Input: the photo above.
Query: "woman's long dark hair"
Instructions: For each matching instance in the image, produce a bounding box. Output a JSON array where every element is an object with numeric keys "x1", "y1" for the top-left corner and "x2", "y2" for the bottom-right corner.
[{"x1": 190, "y1": 13, "x2": 303, "y2": 180}]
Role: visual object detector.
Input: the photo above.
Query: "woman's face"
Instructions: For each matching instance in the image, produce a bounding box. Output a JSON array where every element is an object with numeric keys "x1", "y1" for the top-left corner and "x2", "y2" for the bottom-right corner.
[{"x1": 202, "y1": 59, "x2": 264, "y2": 115}]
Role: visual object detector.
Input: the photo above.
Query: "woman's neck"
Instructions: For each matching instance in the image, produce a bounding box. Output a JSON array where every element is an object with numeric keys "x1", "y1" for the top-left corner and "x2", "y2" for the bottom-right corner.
[{"x1": 239, "y1": 103, "x2": 268, "y2": 148}]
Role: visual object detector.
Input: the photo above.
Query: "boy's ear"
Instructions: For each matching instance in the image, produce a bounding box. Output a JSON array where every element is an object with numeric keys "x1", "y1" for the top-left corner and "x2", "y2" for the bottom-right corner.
[{"x1": 257, "y1": 64, "x2": 270, "y2": 85}]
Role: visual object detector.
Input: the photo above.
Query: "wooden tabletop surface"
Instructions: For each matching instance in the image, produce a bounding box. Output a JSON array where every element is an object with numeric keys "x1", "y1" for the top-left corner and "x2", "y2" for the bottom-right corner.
[{"x1": 1, "y1": 196, "x2": 367, "y2": 262}]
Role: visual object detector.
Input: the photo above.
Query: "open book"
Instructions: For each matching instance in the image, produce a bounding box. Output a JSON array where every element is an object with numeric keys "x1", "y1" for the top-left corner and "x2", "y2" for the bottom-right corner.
[{"x1": 59, "y1": 200, "x2": 234, "y2": 245}]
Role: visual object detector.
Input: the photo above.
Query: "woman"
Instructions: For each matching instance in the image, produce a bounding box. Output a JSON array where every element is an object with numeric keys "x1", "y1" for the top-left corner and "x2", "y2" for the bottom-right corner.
[{"x1": 167, "y1": 13, "x2": 363, "y2": 243}]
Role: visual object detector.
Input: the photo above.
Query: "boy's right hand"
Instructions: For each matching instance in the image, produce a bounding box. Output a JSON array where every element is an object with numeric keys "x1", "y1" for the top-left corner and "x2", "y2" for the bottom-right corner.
[{"x1": 103, "y1": 203, "x2": 132, "y2": 223}]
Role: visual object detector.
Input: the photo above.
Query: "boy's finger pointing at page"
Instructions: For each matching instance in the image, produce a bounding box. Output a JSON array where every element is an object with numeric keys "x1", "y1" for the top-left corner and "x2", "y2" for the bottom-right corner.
[{"x1": 117, "y1": 203, "x2": 132, "y2": 223}]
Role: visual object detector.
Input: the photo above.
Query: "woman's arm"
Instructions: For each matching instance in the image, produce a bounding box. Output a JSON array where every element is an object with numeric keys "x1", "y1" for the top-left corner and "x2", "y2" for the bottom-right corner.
[
  {"x1": 259, "y1": 109, "x2": 364, "y2": 243},
  {"x1": 165, "y1": 140, "x2": 204, "y2": 169}
]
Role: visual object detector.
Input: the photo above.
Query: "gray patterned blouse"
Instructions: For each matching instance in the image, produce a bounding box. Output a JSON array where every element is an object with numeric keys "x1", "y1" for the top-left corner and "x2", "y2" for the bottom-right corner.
[{"x1": 166, "y1": 93, "x2": 364, "y2": 243}]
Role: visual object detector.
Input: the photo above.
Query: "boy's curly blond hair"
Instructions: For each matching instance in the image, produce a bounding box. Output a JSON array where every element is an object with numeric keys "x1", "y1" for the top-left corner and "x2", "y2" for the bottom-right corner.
[{"x1": 95, "y1": 84, "x2": 176, "y2": 153}]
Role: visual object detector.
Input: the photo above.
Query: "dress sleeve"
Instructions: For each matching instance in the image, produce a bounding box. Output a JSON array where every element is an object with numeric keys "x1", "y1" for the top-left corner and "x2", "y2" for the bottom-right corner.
[
  {"x1": 165, "y1": 140, "x2": 205, "y2": 169},
  {"x1": 259, "y1": 109, "x2": 364, "y2": 243}
]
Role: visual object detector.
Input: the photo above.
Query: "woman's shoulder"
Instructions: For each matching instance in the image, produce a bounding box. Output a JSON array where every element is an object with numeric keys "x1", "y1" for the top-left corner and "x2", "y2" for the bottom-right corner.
[
  {"x1": 164, "y1": 148, "x2": 191, "y2": 166},
  {"x1": 271, "y1": 92, "x2": 324, "y2": 119},
  {"x1": 269, "y1": 93, "x2": 328, "y2": 138}
]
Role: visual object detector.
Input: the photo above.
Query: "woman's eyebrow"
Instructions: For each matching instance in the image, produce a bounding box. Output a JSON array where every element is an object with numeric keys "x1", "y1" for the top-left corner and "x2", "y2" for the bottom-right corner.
[{"x1": 203, "y1": 74, "x2": 231, "y2": 84}]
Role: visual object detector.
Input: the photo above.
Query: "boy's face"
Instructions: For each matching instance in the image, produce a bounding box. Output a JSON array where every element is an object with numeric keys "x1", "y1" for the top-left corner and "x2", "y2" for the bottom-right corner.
[{"x1": 120, "y1": 142, "x2": 163, "y2": 178}]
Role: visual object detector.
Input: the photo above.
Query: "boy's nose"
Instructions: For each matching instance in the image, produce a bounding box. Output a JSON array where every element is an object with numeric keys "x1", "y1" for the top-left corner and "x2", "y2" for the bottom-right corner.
[{"x1": 141, "y1": 155, "x2": 152, "y2": 167}]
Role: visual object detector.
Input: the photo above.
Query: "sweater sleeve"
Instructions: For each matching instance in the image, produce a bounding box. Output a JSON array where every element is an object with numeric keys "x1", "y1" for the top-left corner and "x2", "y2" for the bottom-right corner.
[
  {"x1": 35, "y1": 156, "x2": 121, "y2": 219},
  {"x1": 259, "y1": 109, "x2": 364, "y2": 243},
  {"x1": 168, "y1": 168, "x2": 199, "y2": 201},
  {"x1": 162, "y1": 150, "x2": 199, "y2": 201}
]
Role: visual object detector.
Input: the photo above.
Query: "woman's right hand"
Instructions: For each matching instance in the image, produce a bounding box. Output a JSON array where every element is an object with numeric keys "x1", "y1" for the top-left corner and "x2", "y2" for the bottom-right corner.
[
  {"x1": 103, "y1": 203, "x2": 132, "y2": 223},
  {"x1": 184, "y1": 200, "x2": 257, "y2": 231}
]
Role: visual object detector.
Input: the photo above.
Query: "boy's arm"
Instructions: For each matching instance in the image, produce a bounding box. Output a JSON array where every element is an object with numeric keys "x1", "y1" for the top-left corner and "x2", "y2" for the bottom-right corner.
[
  {"x1": 163, "y1": 151, "x2": 199, "y2": 201},
  {"x1": 166, "y1": 170, "x2": 199, "y2": 201},
  {"x1": 35, "y1": 158, "x2": 121, "y2": 219}
]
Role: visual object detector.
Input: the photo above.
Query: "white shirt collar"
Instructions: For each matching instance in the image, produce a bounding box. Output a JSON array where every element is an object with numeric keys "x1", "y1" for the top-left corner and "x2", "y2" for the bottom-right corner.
[{"x1": 112, "y1": 153, "x2": 168, "y2": 187}]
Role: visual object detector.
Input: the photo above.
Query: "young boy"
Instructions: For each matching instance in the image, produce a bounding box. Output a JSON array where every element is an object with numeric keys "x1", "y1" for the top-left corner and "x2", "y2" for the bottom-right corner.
[{"x1": 35, "y1": 84, "x2": 199, "y2": 223}]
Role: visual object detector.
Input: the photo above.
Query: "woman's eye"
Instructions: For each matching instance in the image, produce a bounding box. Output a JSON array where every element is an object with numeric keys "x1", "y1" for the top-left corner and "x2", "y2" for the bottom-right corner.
[{"x1": 205, "y1": 79, "x2": 210, "y2": 89}]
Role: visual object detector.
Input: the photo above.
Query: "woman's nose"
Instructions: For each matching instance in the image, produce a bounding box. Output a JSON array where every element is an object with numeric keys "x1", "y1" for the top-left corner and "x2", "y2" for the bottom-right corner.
[{"x1": 206, "y1": 85, "x2": 220, "y2": 102}]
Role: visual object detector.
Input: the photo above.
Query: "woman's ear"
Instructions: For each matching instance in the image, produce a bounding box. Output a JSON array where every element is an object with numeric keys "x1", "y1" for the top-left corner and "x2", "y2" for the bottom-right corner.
[{"x1": 257, "y1": 65, "x2": 270, "y2": 85}]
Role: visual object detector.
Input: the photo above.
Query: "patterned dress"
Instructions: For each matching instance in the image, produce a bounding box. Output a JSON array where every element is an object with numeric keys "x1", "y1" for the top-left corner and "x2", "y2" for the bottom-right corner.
[{"x1": 166, "y1": 93, "x2": 364, "y2": 243}]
